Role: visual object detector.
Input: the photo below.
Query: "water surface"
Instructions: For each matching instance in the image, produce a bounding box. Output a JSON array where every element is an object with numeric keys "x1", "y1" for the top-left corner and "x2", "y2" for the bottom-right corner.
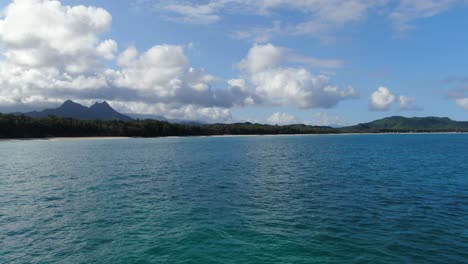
[{"x1": 1, "y1": 134, "x2": 467, "y2": 263}]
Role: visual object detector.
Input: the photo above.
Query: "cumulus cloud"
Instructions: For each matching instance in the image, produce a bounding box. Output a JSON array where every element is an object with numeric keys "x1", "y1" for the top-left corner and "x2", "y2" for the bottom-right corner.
[
  {"x1": 0, "y1": 0, "x2": 115, "y2": 110},
  {"x1": 267, "y1": 112, "x2": 297, "y2": 125},
  {"x1": 0, "y1": 0, "x2": 255, "y2": 122},
  {"x1": 369, "y1": 87, "x2": 421, "y2": 111},
  {"x1": 0, "y1": 0, "x2": 114, "y2": 73},
  {"x1": 238, "y1": 43, "x2": 285, "y2": 72},
  {"x1": 238, "y1": 43, "x2": 343, "y2": 71},
  {"x1": 369, "y1": 87, "x2": 397, "y2": 111},
  {"x1": 110, "y1": 101, "x2": 233, "y2": 123},
  {"x1": 111, "y1": 45, "x2": 210, "y2": 100},
  {"x1": 0, "y1": 1, "x2": 358, "y2": 122},
  {"x1": 238, "y1": 43, "x2": 356, "y2": 109},
  {"x1": 110, "y1": 45, "x2": 260, "y2": 109},
  {"x1": 97, "y1": 40, "x2": 118, "y2": 60}
]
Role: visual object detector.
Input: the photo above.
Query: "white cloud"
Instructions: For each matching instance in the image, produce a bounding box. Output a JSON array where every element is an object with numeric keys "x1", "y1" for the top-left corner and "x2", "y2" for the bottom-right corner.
[
  {"x1": 289, "y1": 55, "x2": 344, "y2": 69},
  {"x1": 231, "y1": 21, "x2": 282, "y2": 43},
  {"x1": 369, "y1": 87, "x2": 397, "y2": 111},
  {"x1": 111, "y1": 101, "x2": 233, "y2": 123},
  {"x1": 159, "y1": 0, "x2": 381, "y2": 34},
  {"x1": 305, "y1": 112, "x2": 346, "y2": 126},
  {"x1": 162, "y1": 1, "x2": 224, "y2": 24},
  {"x1": 398, "y1": 95, "x2": 423, "y2": 111},
  {"x1": 154, "y1": 0, "x2": 465, "y2": 39},
  {"x1": 227, "y1": 78, "x2": 247, "y2": 90},
  {"x1": 110, "y1": 44, "x2": 262, "y2": 108},
  {"x1": 238, "y1": 43, "x2": 285, "y2": 73},
  {"x1": 0, "y1": 0, "x2": 246, "y2": 122},
  {"x1": 251, "y1": 69, "x2": 357, "y2": 108},
  {"x1": 238, "y1": 43, "x2": 343, "y2": 71},
  {"x1": 267, "y1": 112, "x2": 297, "y2": 125},
  {"x1": 285, "y1": 0, "x2": 379, "y2": 35},
  {"x1": 111, "y1": 45, "x2": 193, "y2": 97},
  {"x1": 390, "y1": 0, "x2": 461, "y2": 32},
  {"x1": 445, "y1": 81, "x2": 468, "y2": 110},
  {"x1": 117, "y1": 46, "x2": 139, "y2": 66},
  {"x1": 0, "y1": 1, "x2": 359, "y2": 122},
  {"x1": 0, "y1": 0, "x2": 113, "y2": 73},
  {"x1": 0, "y1": 0, "x2": 117, "y2": 109},
  {"x1": 447, "y1": 85, "x2": 468, "y2": 110},
  {"x1": 370, "y1": 87, "x2": 421, "y2": 111},
  {"x1": 0, "y1": 0, "x2": 115, "y2": 112},
  {"x1": 239, "y1": 43, "x2": 356, "y2": 109},
  {"x1": 455, "y1": 98, "x2": 468, "y2": 110},
  {"x1": 155, "y1": 0, "x2": 386, "y2": 39},
  {"x1": 97, "y1": 39, "x2": 118, "y2": 60}
]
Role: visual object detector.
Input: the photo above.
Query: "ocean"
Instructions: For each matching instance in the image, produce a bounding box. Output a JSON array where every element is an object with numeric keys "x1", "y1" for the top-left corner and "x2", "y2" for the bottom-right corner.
[{"x1": 1, "y1": 134, "x2": 467, "y2": 263}]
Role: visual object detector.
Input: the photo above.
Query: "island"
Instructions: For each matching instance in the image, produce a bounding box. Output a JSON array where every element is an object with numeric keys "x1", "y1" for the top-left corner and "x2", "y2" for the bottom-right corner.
[{"x1": 2, "y1": 101, "x2": 468, "y2": 139}]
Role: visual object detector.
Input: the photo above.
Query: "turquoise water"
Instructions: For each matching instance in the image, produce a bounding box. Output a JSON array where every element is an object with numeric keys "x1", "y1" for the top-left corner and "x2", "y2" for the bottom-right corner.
[{"x1": 1, "y1": 134, "x2": 467, "y2": 263}]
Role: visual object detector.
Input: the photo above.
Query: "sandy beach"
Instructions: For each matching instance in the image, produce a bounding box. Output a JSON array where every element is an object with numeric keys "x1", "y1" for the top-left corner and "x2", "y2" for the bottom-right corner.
[
  {"x1": 2, "y1": 132, "x2": 468, "y2": 142},
  {"x1": 48, "y1": 137, "x2": 131, "y2": 141},
  {"x1": 0, "y1": 137, "x2": 131, "y2": 142}
]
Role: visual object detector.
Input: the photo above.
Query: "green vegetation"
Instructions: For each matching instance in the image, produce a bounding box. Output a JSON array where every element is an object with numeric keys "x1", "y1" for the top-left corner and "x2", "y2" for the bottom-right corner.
[
  {"x1": 2, "y1": 114, "x2": 468, "y2": 139},
  {"x1": 0, "y1": 113, "x2": 338, "y2": 138},
  {"x1": 342, "y1": 116, "x2": 468, "y2": 133}
]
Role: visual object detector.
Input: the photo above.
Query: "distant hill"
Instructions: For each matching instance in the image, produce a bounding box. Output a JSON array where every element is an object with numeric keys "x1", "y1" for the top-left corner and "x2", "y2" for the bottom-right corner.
[
  {"x1": 342, "y1": 116, "x2": 468, "y2": 132},
  {"x1": 24, "y1": 100, "x2": 133, "y2": 121},
  {"x1": 3, "y1": 113, "x2": 468, "y2": 138}
]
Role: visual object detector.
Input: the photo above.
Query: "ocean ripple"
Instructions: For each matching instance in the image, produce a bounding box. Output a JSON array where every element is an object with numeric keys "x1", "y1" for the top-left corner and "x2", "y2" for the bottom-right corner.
[{"x1": 1, "y1": 134, "x2": 468, "y2": 263}]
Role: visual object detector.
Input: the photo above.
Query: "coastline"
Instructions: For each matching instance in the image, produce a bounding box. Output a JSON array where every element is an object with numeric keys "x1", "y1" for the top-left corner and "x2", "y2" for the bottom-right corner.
[
  {"x1": 0, "y1": 136, "x2": 131, "y2": 142},
  {"x1": 1, "y1": 132, "x2": 468, "y2": 142},
  {"x1": 49, "y1": 137, "x2": 132, "y2": 141}
]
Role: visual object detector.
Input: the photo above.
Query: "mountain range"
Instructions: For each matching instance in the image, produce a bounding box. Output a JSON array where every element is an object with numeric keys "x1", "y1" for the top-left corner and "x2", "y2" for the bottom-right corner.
[
  {"x1": 18, "y1": 100, "x2": 205, "y2": 124},
  {"x1": 23, "y1": 100, "x2": 133, "y2": 121},
  {"x1": 10, "y1": 100, "x2": 468, "y2": 132}
]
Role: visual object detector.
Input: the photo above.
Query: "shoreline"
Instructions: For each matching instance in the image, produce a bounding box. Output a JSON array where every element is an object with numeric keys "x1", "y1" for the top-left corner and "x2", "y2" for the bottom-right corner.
[
  {"x1": 49, "y1": 137, "x2": 132, "y2": 141},
  {"x1": 1, "y1": 132, "x2": 468, "y2": 141},
  {"x1": 0, "y1": 136, "x2": 131, "y2": 142}
]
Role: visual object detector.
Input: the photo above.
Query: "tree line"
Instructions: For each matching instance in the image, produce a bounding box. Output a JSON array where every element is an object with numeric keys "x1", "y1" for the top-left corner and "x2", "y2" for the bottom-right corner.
[{"x1": 0, "y1": 113, "x2": 339, "y2": 138}]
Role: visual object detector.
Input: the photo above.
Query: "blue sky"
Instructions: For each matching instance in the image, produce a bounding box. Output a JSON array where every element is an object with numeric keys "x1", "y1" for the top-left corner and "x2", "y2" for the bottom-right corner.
[{"x1": 0, "y1": 0, "x2": 467, "y2": 125}]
